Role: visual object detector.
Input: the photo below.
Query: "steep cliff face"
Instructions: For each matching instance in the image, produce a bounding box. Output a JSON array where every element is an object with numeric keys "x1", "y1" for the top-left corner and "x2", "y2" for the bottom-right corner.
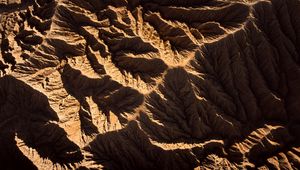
[{"x1": 1, "y1": 0, "x2": 300, "y2": 169}]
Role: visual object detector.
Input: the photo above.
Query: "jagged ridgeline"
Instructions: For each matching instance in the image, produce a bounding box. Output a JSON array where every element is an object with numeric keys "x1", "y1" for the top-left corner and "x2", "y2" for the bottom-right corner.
[{"x1": 1, "y1": 0, "x2": 300, "y2": 169}]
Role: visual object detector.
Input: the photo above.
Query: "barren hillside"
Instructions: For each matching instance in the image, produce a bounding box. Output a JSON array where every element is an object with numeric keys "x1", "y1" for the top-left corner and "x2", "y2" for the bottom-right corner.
[{"x1": 1, "y1": 0, "x2": 300, "y2": 169}]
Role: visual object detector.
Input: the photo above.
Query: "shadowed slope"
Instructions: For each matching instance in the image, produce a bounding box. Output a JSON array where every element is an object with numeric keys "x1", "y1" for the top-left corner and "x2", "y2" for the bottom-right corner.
[{"x1": 1, "y1": 0, "x2": 300, "y2": 169}]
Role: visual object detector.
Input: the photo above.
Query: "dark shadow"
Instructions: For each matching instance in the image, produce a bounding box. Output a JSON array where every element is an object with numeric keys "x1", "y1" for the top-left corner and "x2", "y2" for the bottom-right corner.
[
  {"x1": 0, "y1": 0, "x2": 34, "y2": 13},
  {"x1": 0, "y1": 132, "x2": 38, "y2": 170},
  {"x1": 60, "y1": 64, "x2": 144, "y2": 126},
  {"x1": 83, "y1": 121, "x2": 198, "y2": 170},
  {"x1": 60, "y1": 64, "x2": 110, "y2": 136},
  {"x1": 0, "y1": 75, "x2": 83, "y2": 169}
]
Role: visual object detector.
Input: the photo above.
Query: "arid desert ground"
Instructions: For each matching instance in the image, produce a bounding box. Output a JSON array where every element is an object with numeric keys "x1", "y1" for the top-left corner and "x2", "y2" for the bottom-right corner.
[{"x1": 1, "y1": 0, "x2": 300, "y2": 169}]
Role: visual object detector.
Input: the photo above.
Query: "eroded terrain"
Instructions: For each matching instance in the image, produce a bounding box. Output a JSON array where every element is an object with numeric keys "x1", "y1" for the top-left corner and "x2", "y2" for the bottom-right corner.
[{"x1": 1, "y1": 0, "x2": 300, "y2": 169}]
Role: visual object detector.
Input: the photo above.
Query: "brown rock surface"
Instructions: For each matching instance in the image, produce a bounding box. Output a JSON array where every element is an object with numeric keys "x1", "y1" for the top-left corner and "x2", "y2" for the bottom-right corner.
[{"x1": 1, "y1": 0, "x2": 300, "y2": 169}]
